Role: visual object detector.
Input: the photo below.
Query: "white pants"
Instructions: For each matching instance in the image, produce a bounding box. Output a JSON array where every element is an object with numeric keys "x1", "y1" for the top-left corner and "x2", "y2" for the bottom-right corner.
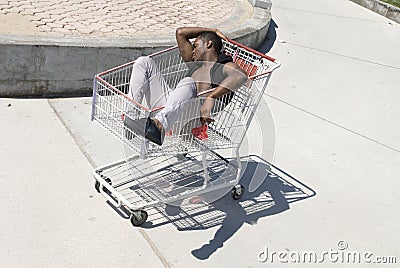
[{"x1": 128, "y1": 56, "x2": 197, "y2": 131}]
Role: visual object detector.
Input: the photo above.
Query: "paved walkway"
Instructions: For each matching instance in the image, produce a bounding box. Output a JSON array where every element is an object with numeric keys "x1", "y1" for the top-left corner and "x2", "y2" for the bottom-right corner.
[{"x1": 0, "y1": 0, "x2": 251, "y2": 37}]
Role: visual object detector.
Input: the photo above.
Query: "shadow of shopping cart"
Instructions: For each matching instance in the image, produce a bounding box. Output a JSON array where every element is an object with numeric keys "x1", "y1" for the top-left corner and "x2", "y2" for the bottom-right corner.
[
  {"x1": 139, "y1": 155, "x2": 315, "y2": 231},
  {"x1": 116, "y1": 154, "x2": 314, "y2": 259},
  {"x1": 100, "y1": 152, "x2": 315, "y2": 259}
]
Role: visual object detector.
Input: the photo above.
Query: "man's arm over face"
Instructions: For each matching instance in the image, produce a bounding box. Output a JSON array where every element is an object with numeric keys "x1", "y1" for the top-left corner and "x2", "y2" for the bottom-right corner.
[{"x1": 176, "y1": 27, "x2": 228, "y2": 62}]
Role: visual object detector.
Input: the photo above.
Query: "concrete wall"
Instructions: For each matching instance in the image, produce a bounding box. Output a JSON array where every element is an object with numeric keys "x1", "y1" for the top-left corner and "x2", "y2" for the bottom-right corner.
[
  {"x1": 0, "y1": 1, "x2": 271, "y2": 97},
  {"x1": 0, "y1": 37, "x2": 169, "y2": 97}
]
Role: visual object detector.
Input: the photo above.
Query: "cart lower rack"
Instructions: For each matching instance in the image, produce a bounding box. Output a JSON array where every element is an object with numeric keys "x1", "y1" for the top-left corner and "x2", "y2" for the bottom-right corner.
[{"x1": 91, "y1": 40, "x2": 280, "y2": 226}]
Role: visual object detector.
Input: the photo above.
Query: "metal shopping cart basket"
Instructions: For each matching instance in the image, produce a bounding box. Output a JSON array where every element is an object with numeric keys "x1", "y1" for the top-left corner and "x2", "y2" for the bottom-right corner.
[{"x1": 91, "y1": 39, "x2": 280, "y2": 226}]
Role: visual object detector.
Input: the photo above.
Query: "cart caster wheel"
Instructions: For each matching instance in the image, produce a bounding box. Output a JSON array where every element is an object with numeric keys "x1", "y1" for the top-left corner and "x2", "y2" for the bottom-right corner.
[
  {"x1": 130, "y1": 210, "x2": 148, "y2": 226},
  {"x1": 94, "y1": 178, "x2": 112, "y2": 193},
  {"x1": 95, "y1": 180, "x2": 100, "y2": 193},
  {"x1": 103, "y1": 178, "x2": 112, "y2": 193},
  {"x1": 232, "y1": 185, "x2": 245, "y2": 200}
]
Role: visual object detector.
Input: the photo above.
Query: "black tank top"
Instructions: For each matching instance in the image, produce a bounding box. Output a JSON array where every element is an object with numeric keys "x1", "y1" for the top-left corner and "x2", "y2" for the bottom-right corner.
[{"x1": 186, "y1": 53, "x2": 235, "y2": 104}]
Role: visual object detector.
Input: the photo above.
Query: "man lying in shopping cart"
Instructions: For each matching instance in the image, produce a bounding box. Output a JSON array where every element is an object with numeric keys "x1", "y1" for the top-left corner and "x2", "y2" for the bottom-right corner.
[{"x1": 124, "y1": 27, "x2": 248, "y2": 145}]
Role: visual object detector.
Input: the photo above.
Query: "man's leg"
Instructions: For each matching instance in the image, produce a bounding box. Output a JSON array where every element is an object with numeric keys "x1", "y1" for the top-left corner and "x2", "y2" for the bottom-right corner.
[
  {"x1": 127, "y1": 60, "x2": 197, "y2": 145},
  {"x1": 128, "y1": 56, "x2": 170, "y2": 109},
  {"x1": 125, "y1": 56, "x2": 170, "y2": 141},
  {"x1": 154, "y1": 77, "x2": 197, "y2": 131}
]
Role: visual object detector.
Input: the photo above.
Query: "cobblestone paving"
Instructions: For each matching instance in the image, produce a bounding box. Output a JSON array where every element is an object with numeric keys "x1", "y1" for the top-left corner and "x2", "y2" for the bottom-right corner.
[{"x1": 0, "y1": 0, "x2": 245, "y2": 38}]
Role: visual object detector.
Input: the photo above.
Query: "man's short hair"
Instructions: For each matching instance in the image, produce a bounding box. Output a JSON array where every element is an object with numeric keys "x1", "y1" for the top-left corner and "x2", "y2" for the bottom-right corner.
[{"x1": 198, "y1": 31, "x2": 223, "y2": 54}]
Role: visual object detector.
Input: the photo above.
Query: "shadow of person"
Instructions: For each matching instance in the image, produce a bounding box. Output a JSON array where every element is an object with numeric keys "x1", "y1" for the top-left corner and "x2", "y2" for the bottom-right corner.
[
  {"x1": 191, "y1": 161, "x2": 291, "y2": 260},
  {"x1": 257, "y1": 19, "x2": 278, "y2": 54}
]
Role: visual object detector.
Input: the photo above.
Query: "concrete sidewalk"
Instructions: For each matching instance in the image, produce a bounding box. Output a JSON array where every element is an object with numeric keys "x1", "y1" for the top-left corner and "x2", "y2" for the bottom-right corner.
[{"x1": 1, "y1": 0, "x2": 400, "y2": 267}]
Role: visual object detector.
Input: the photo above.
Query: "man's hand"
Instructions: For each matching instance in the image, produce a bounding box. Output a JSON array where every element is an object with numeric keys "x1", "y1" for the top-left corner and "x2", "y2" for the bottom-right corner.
[
  {"x1": 215, "y1": 29, "x2": 228, "y2": 41},
  {"x1": 200, "y1": 97, "x2": 215, "y2": 125}
]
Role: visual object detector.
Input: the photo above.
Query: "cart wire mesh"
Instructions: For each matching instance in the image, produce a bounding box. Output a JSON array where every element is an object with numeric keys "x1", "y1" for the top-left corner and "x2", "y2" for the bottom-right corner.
[
  {"x1": 97, "y1": 150, "x2": 239, "y2": 210},
  {"x1": 91, "y1": 40, "x2": 280, "y2": 156},
  {"x1": 91, "y1": 40, "x2": 281, "y2": 223}
]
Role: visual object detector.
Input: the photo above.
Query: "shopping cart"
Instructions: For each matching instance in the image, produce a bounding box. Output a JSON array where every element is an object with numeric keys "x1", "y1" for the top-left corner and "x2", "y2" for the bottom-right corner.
[{"x1": 91, "y1": 39, "x2": 280, "y2": 226}]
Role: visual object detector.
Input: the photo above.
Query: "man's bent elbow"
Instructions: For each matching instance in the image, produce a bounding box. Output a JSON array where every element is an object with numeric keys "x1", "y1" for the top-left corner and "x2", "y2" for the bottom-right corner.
[{"x1": 176, "y1": 27, "x2": 185, "y2": 37}]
